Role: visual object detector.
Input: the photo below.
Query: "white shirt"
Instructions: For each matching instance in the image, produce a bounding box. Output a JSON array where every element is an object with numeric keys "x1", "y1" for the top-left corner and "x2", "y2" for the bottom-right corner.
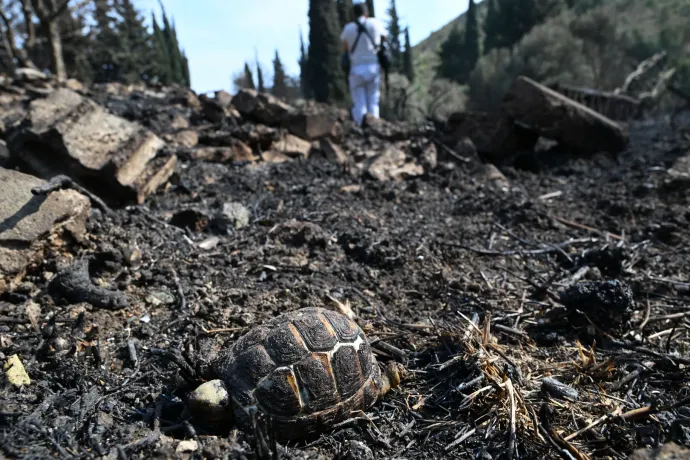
[{"x1": 341, "y1": 16, "x2": 388, "y2": 67}]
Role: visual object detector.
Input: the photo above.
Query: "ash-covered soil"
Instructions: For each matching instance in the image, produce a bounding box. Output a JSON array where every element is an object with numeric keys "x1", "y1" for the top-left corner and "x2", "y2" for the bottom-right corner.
[{"x1": 2, "y1": 100, "x2": 690, "y2": 460}]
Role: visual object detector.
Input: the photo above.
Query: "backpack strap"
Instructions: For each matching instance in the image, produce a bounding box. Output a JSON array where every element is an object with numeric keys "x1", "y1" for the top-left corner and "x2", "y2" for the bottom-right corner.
[
  {"x1": 350, "y1": 21, "x2": 365, "y2": 55},
  {"x1": 355, "y1": 19, "x2": 380, "y2": 51}
]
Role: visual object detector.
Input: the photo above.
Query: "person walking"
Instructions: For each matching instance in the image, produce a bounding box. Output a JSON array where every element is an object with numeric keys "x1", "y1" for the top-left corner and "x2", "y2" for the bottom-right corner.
[{"x1": 340, "y1": 2, "x2": 388, "y2": 126}]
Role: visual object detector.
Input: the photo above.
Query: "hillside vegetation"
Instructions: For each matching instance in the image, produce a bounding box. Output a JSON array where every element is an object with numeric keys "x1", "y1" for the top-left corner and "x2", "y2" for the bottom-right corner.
[{"x1": 410, "y1": 0, "x2": 690, "y2": 114}]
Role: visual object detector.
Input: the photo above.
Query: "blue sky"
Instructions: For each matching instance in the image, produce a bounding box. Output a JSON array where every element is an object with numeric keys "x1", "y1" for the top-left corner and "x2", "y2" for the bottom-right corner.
[{"x1": 133, "y1": 0, "x2": 470, "y2": 94}]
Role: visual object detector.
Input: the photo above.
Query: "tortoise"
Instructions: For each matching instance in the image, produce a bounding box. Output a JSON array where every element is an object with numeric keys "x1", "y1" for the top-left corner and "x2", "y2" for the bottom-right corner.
[{"x1": 187, "y1": 307, "x2": 404, "y2": 441}]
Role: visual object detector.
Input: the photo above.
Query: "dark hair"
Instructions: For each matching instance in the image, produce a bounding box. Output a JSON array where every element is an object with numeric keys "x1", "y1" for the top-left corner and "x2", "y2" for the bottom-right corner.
[{"x1": 353, "y1": 3, "x2": 368, "y2": 17}]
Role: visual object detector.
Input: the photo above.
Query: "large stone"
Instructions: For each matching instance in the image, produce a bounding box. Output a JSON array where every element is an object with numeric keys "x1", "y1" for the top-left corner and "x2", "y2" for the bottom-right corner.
[
  {"x1": 629, "y1": 443, "x2": 690, "y2": 460},
  {"x1": 0, "y1": 168, "x2": 90, "y2": 292},
  {"x1": 444, "y1": 112, "x2": 537, "y2": 163},
  {"x1": 14, "y1": 67, "x2": 49, "y2": 83},
  {"x1": 12, "y1": 88, "x2": 176, "y2": 205},
  {"x1": 366, "y1": 147, "x2": 423, "y2": 182},
  {"x1": 284, "y1": 111, "x2": 342, "y2": 140},
  {"x1": 192, "y1": 140, "x2": 255, "y2": 163},
  {"x1": 317, "y1": 138, "x2": 350, "y2": 165},
  {"x1": 362, "y1": 114, "x2": 409, "y2": 141},
  {"x1": 232, "y1": 89, "x2": 295, "y2": 126},
  {"x1": 0, "y1": 140, "x2": 9, "y2": 167},
  {"x1": 214, "y1": 90, "x2": 233, "y2": 108},
  {"x1": 272, "y1": 133, "x2": 312, "y2": 159},
  {"x1": 502, "y1": 76, "x2": 628, "y2": 154},
  {"x1": 199, "y1": 94, "x2": 226, "y2": 122},
  {"x1": 166, "y1": 129, "x2": 199, "y2": 148}
]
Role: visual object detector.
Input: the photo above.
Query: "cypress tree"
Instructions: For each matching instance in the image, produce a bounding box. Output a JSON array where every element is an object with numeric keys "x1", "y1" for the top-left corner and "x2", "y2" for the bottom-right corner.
[
  {"x1": 366, "y1": 0, "x2": 375, "y2": 17},
  {"x1": 257, "y1": 62, "x2": 265, "y2": 93},
  {"x1": 463, "y1": 0, "x2": 479, "y2": 78},
  {"x1": 115, "y1": 0, "x2": 155, "y2": 83},
  {"x1": 151, "y1": 14, "x2": 171, "y2": 83},
  {"x1": 298, "y1": 29, "x2": 311, "y2": 99},
  {"x1": 307, "y1": 0, "x2": 347, "y2": 104},
  {"x1": 403, "y1": 26, "x2": 414, "y2": 82},
  {"x1": 181, "y1": 51, "x2": 190, "y2": 87},
  {"x1": 337, "y1": 0, "x2": 353, "y2": 28},
  {"x1": 92, "y1": 0, "x2": 121, "y2": 82},
  {"x1": 272, "y1": 50, "x2": 288, "y2": 99},
  {"x1": 483, "y1": 0, "x2": 502, "y2": 54},
  {"x1": 436, "y1": 26, "x2": 464, "y2": 84},
  {"x1": 159, "y1": 7, "x2": 183, "y2": 84},
  {"x1": 244, "y1": 62, "x2": 256, "y2": 89},
  {"x1": 387, "y1": 0, "x2": 402, "y2": 72}
]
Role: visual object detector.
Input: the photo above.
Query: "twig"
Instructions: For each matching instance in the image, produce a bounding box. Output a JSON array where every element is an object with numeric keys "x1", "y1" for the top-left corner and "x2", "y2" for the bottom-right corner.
[
  {"x1": 31, "y1": 174, "x2": 115, "y2": 217},
  {"x1": 564, "y1": 407, "x2": 621, "y2": 442},
  {"x1": 444, "y1": 427, "x2": 476, "y2": 451},
  {"x1": 609, "y1": 368, "x2": 643, "y2": 391},
  {"x1": 551, "y1": 215, "x2": 623, "y2": 241},
  {"x1": 505, "y1": 379, "x2": 517, "y2": 458},
  {"x1": 494, "y1": 324, "x2": 529, "y2": 337},
  {"x1": 443, "y1": 238, "x2": 595, "y2": 256},
  {"x1": 170, "y1": 268, "x2": 186, "y2": 310},
  {"x1": 639, "y1": 299, "x2": 652, "y2": 330},
  {"x1": 608, "y1": 339, "x2": 690, "y2": 365}
]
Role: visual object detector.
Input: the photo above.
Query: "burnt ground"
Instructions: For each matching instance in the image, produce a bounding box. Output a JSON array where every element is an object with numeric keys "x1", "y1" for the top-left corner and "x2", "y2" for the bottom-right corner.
[{"x1": 2, "y1": 109, "x2": 690, "y2": 460}]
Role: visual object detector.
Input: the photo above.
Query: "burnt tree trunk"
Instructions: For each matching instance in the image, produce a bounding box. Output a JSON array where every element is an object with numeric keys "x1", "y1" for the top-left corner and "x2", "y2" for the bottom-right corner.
[
  {"x1": 21, "y1": 0, "x2": 37, "y2": 53},
  {"x1": 0, "y1": 5, "x2": 38, "y2": 70},
  {"x1": 31, "y1": 0, "x2": 69, "y2": 80}
]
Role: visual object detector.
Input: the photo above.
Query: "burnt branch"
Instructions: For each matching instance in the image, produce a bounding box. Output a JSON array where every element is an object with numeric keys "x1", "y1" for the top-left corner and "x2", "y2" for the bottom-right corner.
[
  {"x1": 31, "y1": 174, "x2": 116, "y2": 217},
  {"x1": 48, "y1": 259, "x2": 129, "y2": 310}
]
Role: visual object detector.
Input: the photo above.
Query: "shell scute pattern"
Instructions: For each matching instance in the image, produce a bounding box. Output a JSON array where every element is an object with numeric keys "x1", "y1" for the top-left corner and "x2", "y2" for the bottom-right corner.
[
  {"x1": 264, "y1": 322, "x2": 310, "y2": 366},
  {"x1": 254, "y1": 368, "x2": 302, "y2": 416},
  {"x1": 291, "y1": 314, "x2": 338, "y2": 352},
  {"x1": 322, "y1": 309, "x2": 360, "y2": 342},
  {"x1": 221, "y1": 308, "x2": 376, "y2": 419}
]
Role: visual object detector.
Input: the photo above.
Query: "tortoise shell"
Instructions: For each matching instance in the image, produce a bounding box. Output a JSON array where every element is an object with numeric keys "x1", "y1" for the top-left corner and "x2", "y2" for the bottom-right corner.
[{"x1": 212, "y1": 307, "x2": 384, "y2": 440}]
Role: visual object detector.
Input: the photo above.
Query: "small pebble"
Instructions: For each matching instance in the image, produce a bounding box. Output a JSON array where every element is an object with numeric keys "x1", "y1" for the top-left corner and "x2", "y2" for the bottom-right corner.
[
  {"x1": 176, "y1": 439, "x2": 198, "y2": 453},
  {"x1": 4, "y1": 354, "x2": 30, "y2": 387}
]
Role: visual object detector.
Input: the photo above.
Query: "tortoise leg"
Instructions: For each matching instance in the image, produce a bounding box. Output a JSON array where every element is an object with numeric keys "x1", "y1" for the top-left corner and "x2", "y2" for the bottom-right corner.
[{"x1": 380, "y1": 362, "x2": 405, "y2": 395}]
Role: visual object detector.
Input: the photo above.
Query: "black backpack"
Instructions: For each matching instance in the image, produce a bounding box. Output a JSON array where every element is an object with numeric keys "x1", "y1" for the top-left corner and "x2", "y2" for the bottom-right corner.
[{"x1": 355, "y1": 19, "x2": 392, "y2": 72}]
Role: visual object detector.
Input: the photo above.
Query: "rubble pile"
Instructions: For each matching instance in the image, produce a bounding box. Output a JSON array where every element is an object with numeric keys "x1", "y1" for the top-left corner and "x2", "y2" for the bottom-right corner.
[{"x1": 1, "y1": 68, "x2": 690, "y2": 459}]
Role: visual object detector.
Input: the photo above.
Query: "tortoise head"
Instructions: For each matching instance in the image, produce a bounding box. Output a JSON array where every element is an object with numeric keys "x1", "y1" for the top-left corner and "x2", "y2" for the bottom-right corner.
[
  {"x1": 187, "y1": 379, "x2": 234, "y2": 425},
  {"x1": 381, "y1": 361, "x2": 406, "y2": 395}
]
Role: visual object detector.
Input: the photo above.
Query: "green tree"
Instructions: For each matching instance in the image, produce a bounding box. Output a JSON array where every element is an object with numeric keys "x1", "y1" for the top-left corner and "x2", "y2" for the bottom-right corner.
[
  {"x1": 307, "y1": 0, "x2": 347, "y2": 104},
  {"x1": 483, "y1": 0, "x2": 502, "y2": 54},
  {"x1": 91, "y1": 0, "x2": 121, "y2": 82},
  {"x1": 387, "y1": 0, "x2": 402, "y2": 72},
  {"x1": 244, "y1": 62, "x2": 256, "y2": 89},
  {"x1": 298, "y1": 30, "x2": 311, "y2": 99},
  {"x1": 403, "y1": 26, "x2": 414, "y2": 82},
  {"x1": 159, "y1": 7, "x2": 183, "y2": 84},
  {"x1": 337, "y1": 0, "x2": 353, "y2": 28},
  {"x1": 151, "y1": 14, "x2": 171, "y2": 83},
  {"x1": 272, "y1": 50, "x2": 288, "y2": 99},
  {"x1": 181, "y1": 51, "x2": 191, "y2": 87},
  {"x1": 115, "y1": 0, "x2": 156, "y2": 83},
  {"x1": 463, "y1": 0, "x2": 480, "y2": 79},
  {"x1": 257, "y1": 62, "x2": 265, "y2": 92},
  {"x1": 486, "y1": 0, "x2": 566, "y2": 51},
  {"x1": 150, "y1": 5, "x2": 190, "y2": 87},
  {"x1": 436, "y1": 26, "x2": 465, "y2": 83}
]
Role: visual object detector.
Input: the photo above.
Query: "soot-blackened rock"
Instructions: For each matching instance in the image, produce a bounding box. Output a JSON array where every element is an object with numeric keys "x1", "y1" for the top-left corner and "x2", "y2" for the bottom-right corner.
[{"x1": 559, "y1": 279, "x2": 635, "y2": 330}]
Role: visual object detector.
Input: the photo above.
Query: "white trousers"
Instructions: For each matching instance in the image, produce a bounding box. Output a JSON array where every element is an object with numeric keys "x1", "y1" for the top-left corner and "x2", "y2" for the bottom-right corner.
[{"x1": 349, "y1": 63, "x2": 381, "y2": 126}]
